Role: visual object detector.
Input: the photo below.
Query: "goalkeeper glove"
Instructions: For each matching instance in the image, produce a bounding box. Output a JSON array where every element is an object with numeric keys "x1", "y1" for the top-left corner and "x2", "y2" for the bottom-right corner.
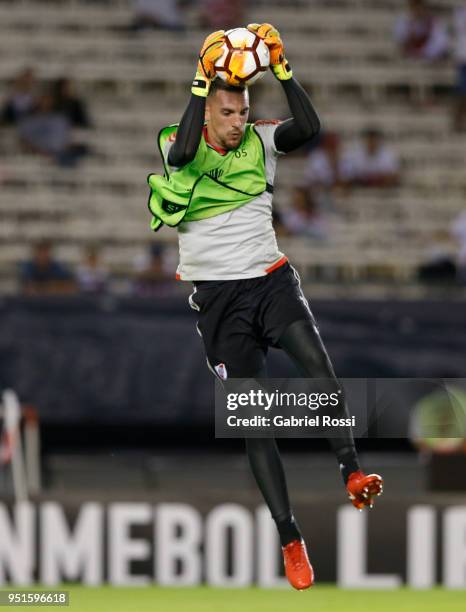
[
  {"x1": 247, "y1": 23, "x2": 292, "y2": 81},
  {"x1": 192, "y1": 30, "x2": 225, "y2": 97}
]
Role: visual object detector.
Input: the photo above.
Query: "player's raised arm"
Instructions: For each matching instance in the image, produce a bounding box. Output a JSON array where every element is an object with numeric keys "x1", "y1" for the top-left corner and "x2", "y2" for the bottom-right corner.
[
  {"x1": 168, "y1": 31, "x2": 225, "y2": 167},
  {"x1": 248, "y1": 23, "x2": 321, "y2": 153}
]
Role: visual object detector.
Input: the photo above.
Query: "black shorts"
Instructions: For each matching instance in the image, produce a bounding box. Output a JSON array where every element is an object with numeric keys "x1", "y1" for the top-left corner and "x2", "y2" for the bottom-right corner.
[{"x1": 189, "y1": 262, "x2": 316, "y2": 378}]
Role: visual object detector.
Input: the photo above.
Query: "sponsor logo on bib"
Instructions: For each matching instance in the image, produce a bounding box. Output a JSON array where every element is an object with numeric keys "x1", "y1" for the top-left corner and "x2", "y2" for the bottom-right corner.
[{"x1": 207, "y1": 168, "x2": 224, "y2": 180}]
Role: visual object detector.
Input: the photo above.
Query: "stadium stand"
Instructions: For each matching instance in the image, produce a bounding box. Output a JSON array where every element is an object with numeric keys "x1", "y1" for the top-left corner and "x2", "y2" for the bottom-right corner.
[{"x1": 0, "y1": 0, "x2": 465, "y2": 296}]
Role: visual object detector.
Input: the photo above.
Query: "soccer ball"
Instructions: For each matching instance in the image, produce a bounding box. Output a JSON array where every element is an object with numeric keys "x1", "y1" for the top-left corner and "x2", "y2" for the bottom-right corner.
[{"x1": 214, "y1": 27, "x2": 270, "y2": 86}]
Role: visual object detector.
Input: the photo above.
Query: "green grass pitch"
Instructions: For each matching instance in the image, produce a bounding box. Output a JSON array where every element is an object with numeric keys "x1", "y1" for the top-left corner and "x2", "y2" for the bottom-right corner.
[{"x1": 12, "y1": 585, "x2": 465, "y2": 612}]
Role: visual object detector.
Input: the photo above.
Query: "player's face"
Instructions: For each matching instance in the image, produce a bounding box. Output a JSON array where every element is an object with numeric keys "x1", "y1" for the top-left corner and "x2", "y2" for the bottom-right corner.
[{"x1": 206, "y1": 89, "x2": 250, "y2": 150}]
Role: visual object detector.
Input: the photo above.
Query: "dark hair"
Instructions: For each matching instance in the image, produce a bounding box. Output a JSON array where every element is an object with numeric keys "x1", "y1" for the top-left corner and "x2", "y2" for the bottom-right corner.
[
  {"x1": 52, "y1": 77, "x2": 70, "y2": 99},
  {"x1": 149, "y1": 243, "x2": 164, "y2": 258},
  {"x1": 362, "y1": 127, "x2": 382, "y2": 140},
  {"x1": 208, "y1": 77, "x2": 247, "y2": 97},
  {"x1": 34, "y1": 239, "x2": 52, "y2": 251}
]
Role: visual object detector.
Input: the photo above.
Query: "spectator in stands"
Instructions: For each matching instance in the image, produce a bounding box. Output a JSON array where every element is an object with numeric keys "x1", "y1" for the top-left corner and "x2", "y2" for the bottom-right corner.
[
  {"x1": 198, "y1": 0, "x2": 244, "y2": 30},
  {"x1": 452, "y1": 3, "x2": 466, "y2": 132},
  {"x1": 304, "y1": 132, "x2": 344, "y2": 190},
  {"x1": 272, "y1": 209, "x2": 288, "y2": 238},
  {"x1": 303, "y1": 131, "x2": 346, "y2": 213},
  {"x1": 132, "y1": 243, "x2": 175, "y2": 296},
  {"x1": 394, "y1": 0, "x2": 449, "y2": 62},
  {"x1": 17, "y1": 92, "x2": 89, "y2": 167},
  {"x1": 282, "y1": 187, "x2": 328, "y2": 240},
  {"x1": 130, "y1": 0, "x2": 185, "y2": 31},
  {"x1": 341, "y1": 128, "x2": 401, "y2": 188},
  {"x1": 51, "y1": 77, "x2": 92, "y2": 129},
  {"x1": 20, "y1": 240, "x2": 76, "y2": 295},
  {"x1": 76, "y1": 246, "x2": 109, "y2": 294},
  {"x1": 0, "y1": 67, "x2": 38, "y2": 125}
]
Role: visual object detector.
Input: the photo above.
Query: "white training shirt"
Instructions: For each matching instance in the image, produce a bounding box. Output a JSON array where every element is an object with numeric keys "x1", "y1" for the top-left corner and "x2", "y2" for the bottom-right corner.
[{"x1": 164, "y1": 122, "x2": 286, "y2": 281}]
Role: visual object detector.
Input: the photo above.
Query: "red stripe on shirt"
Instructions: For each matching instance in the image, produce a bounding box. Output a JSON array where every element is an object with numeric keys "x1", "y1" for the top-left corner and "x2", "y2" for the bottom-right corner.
[{"x1": 265, "y1": 256, "x2": 288, "y2": 274}]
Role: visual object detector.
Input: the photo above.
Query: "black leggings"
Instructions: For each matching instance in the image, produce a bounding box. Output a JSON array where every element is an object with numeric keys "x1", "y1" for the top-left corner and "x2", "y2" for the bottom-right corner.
[{"x1": 245, "y1": 318, "x2": 358, "y2": 524}]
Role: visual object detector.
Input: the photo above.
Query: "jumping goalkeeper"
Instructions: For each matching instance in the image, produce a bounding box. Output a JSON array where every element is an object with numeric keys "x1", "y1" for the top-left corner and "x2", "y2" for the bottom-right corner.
[{"x1": 148, "y1": 25, "x2": 383, "y2": 590}]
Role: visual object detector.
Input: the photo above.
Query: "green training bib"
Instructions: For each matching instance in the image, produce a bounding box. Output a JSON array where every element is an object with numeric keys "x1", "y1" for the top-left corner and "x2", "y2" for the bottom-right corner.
[{"x1": 147, "y1": 123, "x2": 269, "y2": 232}]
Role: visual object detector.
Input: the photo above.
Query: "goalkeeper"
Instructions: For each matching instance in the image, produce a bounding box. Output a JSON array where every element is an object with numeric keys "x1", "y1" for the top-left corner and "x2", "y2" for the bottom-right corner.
[{"x1": 148, "y1": 25, "x2": 383, "y2": 590}]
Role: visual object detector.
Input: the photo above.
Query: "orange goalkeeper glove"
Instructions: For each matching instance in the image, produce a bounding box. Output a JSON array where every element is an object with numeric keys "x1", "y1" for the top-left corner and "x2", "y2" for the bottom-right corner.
[
  {"x1": 192, "y1": 30, "x2": 225, "y2": 97},
  {"x1": 247, "y1": 23, "x2": 292, "y2": 81}
]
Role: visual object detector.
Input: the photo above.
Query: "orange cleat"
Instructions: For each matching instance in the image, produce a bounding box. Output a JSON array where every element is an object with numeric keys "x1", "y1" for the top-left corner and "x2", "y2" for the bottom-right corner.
[
  {"x1": 346, "y1": 470, "x2": 384, "y2": 510},
  {"x1": 282, "y1": 539, "x2": 314, "y2": 590}
]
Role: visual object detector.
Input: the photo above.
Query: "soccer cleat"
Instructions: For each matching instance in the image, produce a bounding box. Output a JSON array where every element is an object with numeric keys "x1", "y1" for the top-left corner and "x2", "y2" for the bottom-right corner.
[
  {"x1": 282, "y1": 539, "x2": 314, "y2": 590},
  {"x1": 346, "y1": 470, "x2": 384, "y2": 510}
]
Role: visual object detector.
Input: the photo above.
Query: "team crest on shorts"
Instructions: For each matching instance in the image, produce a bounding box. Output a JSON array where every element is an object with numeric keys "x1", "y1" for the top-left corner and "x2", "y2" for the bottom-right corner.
[{"x1": 215, "y1": 363, "x2": 228, "y2": 380}]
